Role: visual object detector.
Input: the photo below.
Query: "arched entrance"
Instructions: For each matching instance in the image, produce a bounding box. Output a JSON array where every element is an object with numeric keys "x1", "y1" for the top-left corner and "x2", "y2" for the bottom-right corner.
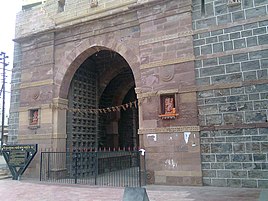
[{"x1": 66, "y1": 49, "x2": 138, "y2": 152}]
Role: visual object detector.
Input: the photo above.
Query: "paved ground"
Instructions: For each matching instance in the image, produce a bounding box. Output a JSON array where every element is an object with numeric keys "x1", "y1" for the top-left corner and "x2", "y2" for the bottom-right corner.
[{"x1": 0, "y1": 179, "x2": 265, "y2": 201}]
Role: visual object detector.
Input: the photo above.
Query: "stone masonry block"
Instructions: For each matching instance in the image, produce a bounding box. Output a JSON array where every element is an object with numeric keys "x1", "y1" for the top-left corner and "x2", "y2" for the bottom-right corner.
[
  {"x1": 212, "y1": 73, "x2": 243, "y2": 84},
  {"x1": 257, "y1": 69, "x2": 268, "y2": 79},
  {"x1": 245, "y1": 6, "x2": 267, "y2": 19},
  {"x1": 233, "y1": 53, "x2": 249, "y2": 62},
  {"x1": 200, "y1": 66, "x2": 225, "y2": 77},
  {"x1": 246, "y1": 142, "x2": 261, "y2": 153},
  {"x1": 217, "y1": 14, "x2": 231, "y2": 25},
  {"x1": 253, "y1": 27, "x2": 266, "y2": 35},
  {"x1": 241, "y1": 30, "x2": 252, "y2": 37},
  {"x1": 211, "y1": 29, "x2": 223, "y2": 36},
  {"x1": 201, "y1": 44, "x2": 212, "y2": 54},
  {"x1": 255, "y1": 0, "x2": 268, "y2": 6},
  {"x1": 224, "y1": 25, "x2": 243, "y2": 34},
  {"x1": 217, "y1": 170, "x2": 231, "y2": 178},
  {"x1": 254, "y1": 100, "x2": 268, "y2": 110},
  {"x1": 249, "y1": 49, "x2": 268, "y2": 60},
  {"x1": 206, "y1": 114, "x2": 222, "y2": 125},
  {"x1": 219, "y1": 103, "x2": 237, "y2": 112},
  {"x1": 211, "y1": 178, "x2": 227, "y2": 187},
  {"x1": 231, "y1": 154, "x2": 253, "y2": 162},
  {"x1": 227, "y1": 179, "x2": 241, "y2": 187},
  {"x1": 226, "y1": 63, "x2": 241, "y2": 73},
  {"x1": 230, "y1": 32, "x2": 241, "y2": 40},
  {"x1": 213, "y1": 43, "x2": 223, "y2": 53},
  {"x1": 246, "y1": 36, "x2": 258, "y2": 47},
  {"x1": 206, "y1": 36, "x2": 218, "y2": 44},
  {"x1": 211, "y1": 163, "x2": 224, "y2": 169},
  {"x1": 232, "y1": 11, "x2": 245, "y2": 21},
  {"x1": 258, "y1": 180, "x2": 268, "y2": 188},
  {"x1": 218, "y1": 34, "x2": 229, "y2": 42},
  {"x1": 258, "y1": 34, "x2": 268, "y2": 45},
  {"x1": 253, "y1": 154, "x2": 266, "y2": 162},
  {"x1": 223, "y1": 112, "x2": 243, "y2": 124},
  {"x1": 219, "y1": 55, "x2": 232, "y2": 64},
  {"x1": 223, "y1": 41, "x2": 233, "y2": 51},
  {"x1": 225, "y1": 163, "x2": 242, "y2": 169},
  {"x1": 234, "y1": 38, "x2": 246, "y2": 49},
  {"x1": 216, "y1": 154, "x2": 230, "y2": 162},
  {"x1": 245, "y1": 111, "x2": 267, "y2": 123},
  {"x1": 233, "y1": 143, "x2": 246, "y2": 153},
  {"x1": 203, "y1": 58, "x2": 218, "y2": 66},
  {"x1": 242, "y1": 179, "x2": 257, "y2": 188},
  {"x1": 243, "y1": 71, "x2": 257, "y2": 81},
  {"x1": 211, "y1": 143, "x2": 232, "y2": 153},
  {"x1": 231, "y1": 170, "x2": 248, "y2": 178},
  {"x1": 202, "y1": 155, "x2": 216, "y2": 162}
]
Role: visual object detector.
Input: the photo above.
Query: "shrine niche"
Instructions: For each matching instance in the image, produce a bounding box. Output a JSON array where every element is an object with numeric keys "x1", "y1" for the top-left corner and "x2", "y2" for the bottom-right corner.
[
  {"x1": 28, "y1": 109, "x2": 40, "y2": 128},
  {"x1": 159, "y1": 94, "x2": 178, "y2": 119}
]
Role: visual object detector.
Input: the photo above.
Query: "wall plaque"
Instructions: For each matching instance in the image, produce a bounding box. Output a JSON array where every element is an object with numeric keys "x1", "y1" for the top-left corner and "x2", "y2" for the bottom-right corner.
[{"x1": 2, "y1": 144, "x2": 38, "y2": 180}]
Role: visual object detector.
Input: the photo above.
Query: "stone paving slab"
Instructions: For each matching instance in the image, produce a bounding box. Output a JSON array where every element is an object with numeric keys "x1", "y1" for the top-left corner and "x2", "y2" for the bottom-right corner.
[{"x1": 0, "y1": 179, "x2": 262, "y2": 201}]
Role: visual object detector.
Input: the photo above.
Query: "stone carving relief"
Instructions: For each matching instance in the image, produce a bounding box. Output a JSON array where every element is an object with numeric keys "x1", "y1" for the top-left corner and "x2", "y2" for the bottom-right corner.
[
  {"x1": 159, "y1": 66, "x2": 174, "y2": 82},
  {"x1": 142, "y1": 74, "x2": 159, "y2": 89}
]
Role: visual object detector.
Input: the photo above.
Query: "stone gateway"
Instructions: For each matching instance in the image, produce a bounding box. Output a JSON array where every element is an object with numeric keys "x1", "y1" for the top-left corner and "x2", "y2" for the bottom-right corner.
[{"x1": 8, "y1": 0, "x2": 268, "y2": 188}]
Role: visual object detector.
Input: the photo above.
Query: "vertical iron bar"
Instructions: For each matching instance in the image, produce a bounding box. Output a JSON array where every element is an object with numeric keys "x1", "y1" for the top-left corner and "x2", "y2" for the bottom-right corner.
[
  {"x1": 40, "y1": 152, "x2": 43, "y2": 181},
  {"x1": 47, "y1": 153, "x2": 50, "y2": 180},
  {"x1": 138, "y1": 151, "x2": 141, "y2": 187},
  {"x1": 94, "y1": 151, "x2": 99, "y2": 185},
  {"x1": 75, "y1": 153, "x2": 78, "y2": 184},
  {"x1": 143, "y1": 152, "x2": 146, "y2": 186}
]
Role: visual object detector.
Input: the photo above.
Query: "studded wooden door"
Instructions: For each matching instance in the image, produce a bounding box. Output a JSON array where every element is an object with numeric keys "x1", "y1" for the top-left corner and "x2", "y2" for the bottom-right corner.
[{"x1": 67, "y1": 65, "x2": 98, "y2": 151}]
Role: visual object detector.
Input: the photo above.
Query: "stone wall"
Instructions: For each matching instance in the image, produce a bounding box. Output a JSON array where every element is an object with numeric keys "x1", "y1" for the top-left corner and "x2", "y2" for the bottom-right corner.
[
  {"x1": 11, "y1": 0, "x2": 204, "y2": 185},
  {"x1": 8, "y1": 43, "x2": 22, "y2": 144},
  {"x1": 193, "y1": 0, "x2": 268, "y2": 187}
]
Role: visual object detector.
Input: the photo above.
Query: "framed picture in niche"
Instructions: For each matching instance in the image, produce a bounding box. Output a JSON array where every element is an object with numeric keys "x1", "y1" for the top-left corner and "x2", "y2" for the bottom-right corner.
[
  {"x1": 29, "y1": 109, "x2": 40, "y2": 128},
  {"x1": 159, "y1": 94, "x2": 178, "y2": 119}
]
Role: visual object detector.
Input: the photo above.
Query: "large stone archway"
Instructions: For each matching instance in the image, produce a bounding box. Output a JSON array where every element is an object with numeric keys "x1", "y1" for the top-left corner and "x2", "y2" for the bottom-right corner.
[
  {"x1": 55, "y1": 41, "x2": 141, "y2": 100},
  {"x1": 65, "y1": 49, "x2": 139, "y2": 151}
]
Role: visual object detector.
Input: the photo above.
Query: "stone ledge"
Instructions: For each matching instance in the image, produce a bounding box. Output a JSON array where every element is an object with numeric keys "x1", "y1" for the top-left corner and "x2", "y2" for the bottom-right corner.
[
  {"x1": 138, "y1": 126, "x2": 200, "y2": 134},
  {"x1": 200, "y1": 122, "x2": 268, "y2": 131},
  {"x1": 155, "y1": 170, "x2": 202, "y2": 177},
  {"x1": 20, "y1": 79, "x2": 54, "y2": 89},
  {"x1": 140, "y1": 56, "x2": 195, "y2": 70}
]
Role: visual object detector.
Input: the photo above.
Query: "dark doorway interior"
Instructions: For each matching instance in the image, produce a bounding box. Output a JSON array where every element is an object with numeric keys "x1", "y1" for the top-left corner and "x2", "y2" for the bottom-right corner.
[{"x1": 67, "y1": 49, "x2": 138, "y2": 151}]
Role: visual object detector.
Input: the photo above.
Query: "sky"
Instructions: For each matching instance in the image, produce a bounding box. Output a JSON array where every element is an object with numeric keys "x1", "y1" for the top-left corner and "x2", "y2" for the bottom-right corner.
[{"x1": 0, "y1": 1, "x2": 22, "y2": 123}]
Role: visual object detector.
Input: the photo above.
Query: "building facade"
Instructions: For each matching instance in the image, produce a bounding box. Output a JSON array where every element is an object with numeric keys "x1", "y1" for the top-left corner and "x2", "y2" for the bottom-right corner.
[{"x1": 9, "y1": 0, "x2": 268, "y2": 187}]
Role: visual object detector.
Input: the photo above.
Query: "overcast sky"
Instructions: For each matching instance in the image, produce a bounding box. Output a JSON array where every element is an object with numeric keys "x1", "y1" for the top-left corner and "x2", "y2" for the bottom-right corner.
[{"x1": 0, "y1": 1, "x2": 21, "y2": 123}]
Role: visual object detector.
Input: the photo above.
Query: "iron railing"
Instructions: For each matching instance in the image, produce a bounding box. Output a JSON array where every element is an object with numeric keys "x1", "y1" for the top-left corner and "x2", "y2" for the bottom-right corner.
[{"x1": 40, "y1": 149, "x2": 146, "y2": 187}]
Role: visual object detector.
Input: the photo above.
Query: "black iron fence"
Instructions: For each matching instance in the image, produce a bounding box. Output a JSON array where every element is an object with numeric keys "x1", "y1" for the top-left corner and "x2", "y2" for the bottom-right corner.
[{"x1": 40, "y1": 149, "x2": 146, "y2": 187}]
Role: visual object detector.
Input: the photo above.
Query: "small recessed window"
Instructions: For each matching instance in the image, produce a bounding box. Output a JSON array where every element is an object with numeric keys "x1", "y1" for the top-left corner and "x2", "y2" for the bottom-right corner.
[
  {"x1": 58, "y1": 0, "x2": 65, "y2": 12},
  {"x1": 227, "y1": 0, "x2": 241, "y2": 6},
  {"x1": 90, "y1": 0, "x2": 98, "y2": 8},
  {"x1": 201, "y1": 0, "x2": 205, "y2": 16}
]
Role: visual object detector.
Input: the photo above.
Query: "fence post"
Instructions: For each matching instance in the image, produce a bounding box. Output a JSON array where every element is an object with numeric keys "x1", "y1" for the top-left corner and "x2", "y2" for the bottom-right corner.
[
  {"x1": 40, "y1": 152, "x2": 43, "y2": 181},
  {"x1": 47, "y1": 153, "x2": 50, "y2": 180},
  {"x1": 74, "y1": 153, "x2": 78, "y2": 184},
  {"x1": 139, "y1": 149, "x2": 146, "y2": 186}
]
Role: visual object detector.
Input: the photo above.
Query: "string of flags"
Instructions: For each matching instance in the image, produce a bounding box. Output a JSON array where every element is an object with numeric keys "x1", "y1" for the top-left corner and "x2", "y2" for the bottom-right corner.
[{"x1": 51, "y1": 100, "x2": 140, "y2": 114}]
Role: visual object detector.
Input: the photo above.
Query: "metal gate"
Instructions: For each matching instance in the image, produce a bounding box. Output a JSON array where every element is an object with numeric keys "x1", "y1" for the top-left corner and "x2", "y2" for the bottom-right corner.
[{"x1": 40, "y1": 150, "x2": 146, "y2": 187}]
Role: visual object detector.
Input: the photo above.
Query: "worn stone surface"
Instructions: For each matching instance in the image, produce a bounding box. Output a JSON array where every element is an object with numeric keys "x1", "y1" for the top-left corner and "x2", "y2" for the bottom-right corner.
[{"x1": 193, "y1": 0, "x2": 268, "y2": 188}]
